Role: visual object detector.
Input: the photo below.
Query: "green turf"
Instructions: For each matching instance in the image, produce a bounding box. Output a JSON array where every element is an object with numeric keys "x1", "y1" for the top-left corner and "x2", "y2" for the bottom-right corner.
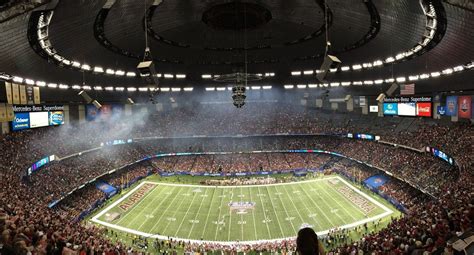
[{"x1": 92, "y1": 176, "x2": 397, "y2": 243}]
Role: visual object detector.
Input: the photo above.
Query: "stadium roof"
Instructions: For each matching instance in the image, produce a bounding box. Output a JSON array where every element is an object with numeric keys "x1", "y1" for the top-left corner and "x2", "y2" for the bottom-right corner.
[{"x1": 0, "y1": 0, "x2": 472, "y2": 91}]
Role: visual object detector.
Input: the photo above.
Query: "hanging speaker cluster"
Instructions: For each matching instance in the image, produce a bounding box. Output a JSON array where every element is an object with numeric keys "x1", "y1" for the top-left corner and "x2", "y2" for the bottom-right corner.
[{"x1": 232, "y1": 83, "x2": 246, "y2": 108}]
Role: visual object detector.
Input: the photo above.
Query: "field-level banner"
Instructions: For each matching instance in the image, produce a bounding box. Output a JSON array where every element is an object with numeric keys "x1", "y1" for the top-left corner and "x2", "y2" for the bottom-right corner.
[{"x1": 457, "y1": 96, "x2": 472, "y2": 119}]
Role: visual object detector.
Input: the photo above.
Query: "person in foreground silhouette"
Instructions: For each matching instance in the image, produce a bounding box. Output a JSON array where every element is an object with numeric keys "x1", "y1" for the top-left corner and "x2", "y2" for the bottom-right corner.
[{"x1": 296, "y1": 227, "x2": 326, "y2": 255}]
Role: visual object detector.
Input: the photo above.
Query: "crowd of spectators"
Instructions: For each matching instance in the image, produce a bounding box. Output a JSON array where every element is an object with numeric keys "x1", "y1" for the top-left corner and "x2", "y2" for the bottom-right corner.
[
  {"x1": 152, "y1": 153, "x2": 332, "y2": 174},
  {"x1": 0, "y1": 102, "x2": 472, "y2": 254},
  {"x1": 200, "y1": 176, "x2": 296, "y2": 186}
]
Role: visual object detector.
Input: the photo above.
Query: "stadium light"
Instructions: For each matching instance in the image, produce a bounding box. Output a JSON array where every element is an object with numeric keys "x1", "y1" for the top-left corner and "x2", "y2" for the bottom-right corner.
[
  {"x1": 115, "y1": 87, "x2": 125, "y2": 91},
  {"x1": 93, "y1": 66, "x2": 104, "y2": 73},
  {"x1": 363, "y1": 80, "x2": 374, "y2": 85},
  {"x1": 374, "y1": 80, "x2": 384, "y2": 85},
  {"x1": 430, "y1": 72, "x2": 441, "y2": 77},
  {"x1": 296, "y1": 84, "x2": 307, "y2": 89},
  {"x1": 176, "y1": 74, "x2": 186, "y2": 79},
  {"x1": 71, "y1": 85, "x2": 81, "y2": 90},
  {"x1": 308, "y1": 84, "x2": 318, "y2": 88},
  {"x1": 36, "y1": 81, "x2": 46, "y2": 87},
  {"x1": 340, "y1": 66, "x2": 350, "y2": 71},
  {"x1": 284, "y1": 85, "x2": 294, "y2": 89},
  {"x1": 115, "y1": 70, "x2": 125, "y2": 76},
  {"x1": 171, "y1": 87, "x2": 181, "y2": 92},
  {"x1": 353, "y1": 81, "x2": 363, "y2": 85},
  {"x1": 341, "y1": 82, "x2": 351, "y2": 86},
  {"x1": 105, "y1": 87, "x2": 114, "y2": 91},
  {"x1": 47, "y1": 83, "x2": 57, "y2": 88},
  {"x1": 419, "y1": 73, "x2": 429, "y2": 79},
  {"x1": 251, "y1": 86, "x2": 261, "y2": 90},
  {"x1": 138, "y1": 87, "x2": 148, "y2": 92},
  {"x1": 82, "y1": 85, "x2": 91, "y2": 90},
  {"x1": 126, "y1": 72, "x2": 136, "y2": 77},
  {"x1": 25, "y1": 79, "x2": 35, "y2": 85},
  {"x1": 58, "y1": 84, "x2": 69, "y2": 89},
  {"x1": 81, "y1": 64, "x2": 91, "y2": 71},
  {"x1": 216, "y1": 87, "x2": 226, "y2": 91},
  {"x1": 395, "y1": 53, "x2": 405, "y2": 60},
  {"x1": 409, "y1": 75, "x2": 419, "y2": 81},
  {"x1": 93, "y1": 86, "x2": 103, "y2": 90},
  {"x1": 71, "y1": 61, "x2": 81, "y2": 68},
  {"x1": 385, "y1": 57, "x2": 395, "y2": 63},
  {"x1": 205, "y1": 87, "x2": 215, "y2": 91},
  {"x1": 160, "y1": 87, "x2": 170, "y2": 92},
  {"x1": 127, "y1": 87, "x2": 137, "y2": 92},
  {"x1": 262, "y1": 85, "x2": 272, "y2": 90},
  {"x1": 202, "y1": 74, "x2": 212, "y2": 79},
  {"x1": 330, "y1": 82, "x2": 340, "y2": 87},
  {"x1": 164, "y1": 74, "x2": 174, "y2": 79},
  {"x1": 396, "y1": 77, "x2": 406, "y2": 83},
  {"x1": 352, "y1": 64, "x2": 362, "y2": 70},
  {"x1": 183, "y1": 87, "x2": 194, "y2": 92},
  {"x1": 441, "y1": 68, "x2": 453, "y2": 75},
  {"x1": 373, "y1": 60, "x2": 383, "y2": 66},
  {"x1": 13, "y1": 76, "x2": 23, "y2": 83},
  {"x1": 303, "y1": 70, "x2": 314, "y2": 75},
  {"x1": 106, "y1": 69, "x2": 115, "y2": 75},
  {"x1": 291, "y1": 71, "x2": 302, "y2": 76},
  {"x1": 362, "y1": 63, "x2": 373, "y2": 68}
]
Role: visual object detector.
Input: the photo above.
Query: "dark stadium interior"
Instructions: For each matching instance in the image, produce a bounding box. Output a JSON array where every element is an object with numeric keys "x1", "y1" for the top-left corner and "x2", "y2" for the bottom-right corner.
[{"x1": 0, "y1": 0, "x2": 473, "y2": 254}]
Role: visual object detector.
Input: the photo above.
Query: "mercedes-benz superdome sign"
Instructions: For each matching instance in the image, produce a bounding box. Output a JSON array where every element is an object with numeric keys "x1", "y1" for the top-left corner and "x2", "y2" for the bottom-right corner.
[
  {"x1": 383, "y1": 97, "x2": 432, "y2": 117},
  {"x1": 11, "y1": 105, "x2": 65, "y2": 131}
]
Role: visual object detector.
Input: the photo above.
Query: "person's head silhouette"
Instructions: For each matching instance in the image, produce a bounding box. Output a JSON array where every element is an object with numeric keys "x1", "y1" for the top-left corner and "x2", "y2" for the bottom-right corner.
[{"x1": 296, "y1": 227, "x2": 325, "y2": 255}]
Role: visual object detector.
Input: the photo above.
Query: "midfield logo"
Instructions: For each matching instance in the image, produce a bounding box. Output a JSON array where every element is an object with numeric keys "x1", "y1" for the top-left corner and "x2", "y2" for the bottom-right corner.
[{"x1": 228, "y1": 201, "x2": 256, "y2": 214}]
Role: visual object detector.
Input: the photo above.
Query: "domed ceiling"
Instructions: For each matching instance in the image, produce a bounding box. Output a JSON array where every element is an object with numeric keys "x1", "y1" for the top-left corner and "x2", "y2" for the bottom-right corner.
[{"x1": 0, "y1": 0, "x2": 472, "y2": 91}]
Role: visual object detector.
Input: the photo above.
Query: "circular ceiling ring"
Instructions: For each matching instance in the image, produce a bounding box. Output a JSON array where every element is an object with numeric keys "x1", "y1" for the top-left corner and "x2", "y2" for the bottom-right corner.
[{"x1": 145, "y1": 0, "x2": 333, "y2": 51}]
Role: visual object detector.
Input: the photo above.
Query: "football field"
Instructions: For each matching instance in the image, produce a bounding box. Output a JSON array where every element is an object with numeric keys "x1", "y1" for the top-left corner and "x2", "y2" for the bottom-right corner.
[{"x1": 91, "y1": 176, "x2": 395, "y2": 244}]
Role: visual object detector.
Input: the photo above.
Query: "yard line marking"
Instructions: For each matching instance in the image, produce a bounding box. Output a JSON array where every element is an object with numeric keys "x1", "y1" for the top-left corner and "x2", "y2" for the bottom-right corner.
[
  {"x1": 286, "y1": 184, "x2": 323, "y2": 230},
  {"x1": 212, "y1": 188, "x2": 226, "y2": 241},
  {"x1": 323, "y1": 181, "x2": 368, "y2": 219},
  {"x1": 174, "y1": 186, "x2": 201, "y2": 236},
  {"x1": 281, "y1": 184, "x2": 306, "y2": 227},
  {"x1": 266, "y1": 185, "x2": 296, "y2": 234},
  {"x1": 141, "y1": 186, "x2": 178, "y2": 233},
  {"x1": 125, "y1": 185, "x2": 168, "y2": 229},
  {"x1": 248, "y1": 187, "x2": 259, "y2": 240},
  {"x1": 256, "y1": 186, "x2": 274, "y2": 238},
  {"x1": 311, "y1": 184, "x2": 348, "y2": 224},
  {"x1": 197, "y1": 188, "x2": 217, "y2": 239},
  {"x1": 113, "y1": 184, "x2": 159, "y2": 226},
  {"x1": 186, "y1": 187, "x2": 210, "y2": 238},
  {"x1": 227, "y1": 187, "x2": 235, "y2": 241},
  {"x1": 318, "y1": 182, "x2": 359, "y2": 222},
  {"x1": 299, "y1": 182, "x2": 337, "y2": 227},
  {"x1": 148, "y1": 186, "x2": 182, "y2": 234},
  {"x1": 161, "y1": 186, "x2": 191, "y2": 234},
  {"x1": 240, "y1": 187, "x2": 244, "y2": 241}
]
